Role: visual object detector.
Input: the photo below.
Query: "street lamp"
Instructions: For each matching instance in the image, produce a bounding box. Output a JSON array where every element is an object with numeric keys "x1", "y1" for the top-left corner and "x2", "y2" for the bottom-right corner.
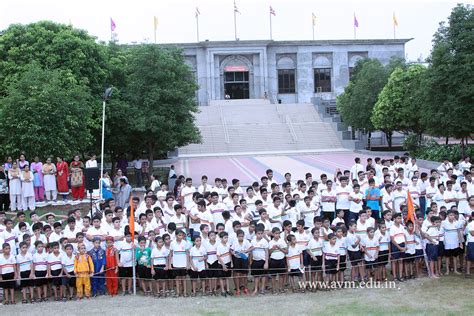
[{"x1": 100, "y1": 87, "x2": 113, "y2": 198}]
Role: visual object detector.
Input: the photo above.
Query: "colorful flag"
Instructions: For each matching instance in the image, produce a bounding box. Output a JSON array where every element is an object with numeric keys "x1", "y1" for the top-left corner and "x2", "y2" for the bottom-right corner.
[
  {"x1": 312, "y1": 12, "x2": 317, "y2": 26},
  {"x1": 353, "y1": 13, "x2": 359, "y2": 27},
  {"x1": 234, "y1": 1, "x2": 240, "y2": 14},
  {"x1": 270, "y1": 6, "x2": 276, "y2": 16},
  {"x1": 406, "y1": 191, "x2": 415, "y2": 224},
  {"x1": 129, "y1": 196, "x2": 135, "y2": 240},
  {"x1": 110, "y1": 18, "x2": 116, "y2": 32},
  {"x1": 153, "y1": 16, "x2": 158, "y2": 31},
  {"x1": 393, "y1": 12, "x2": 398, "y2": 27},
  {"x1": 195, "y1": 7, "x2": 200, "y2": 17}
]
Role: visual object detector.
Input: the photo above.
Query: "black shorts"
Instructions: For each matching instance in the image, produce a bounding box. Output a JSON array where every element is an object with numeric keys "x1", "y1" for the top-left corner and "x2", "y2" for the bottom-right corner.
[
  {"x1": 20, "y1": 270, "x2": 33, "y2": 288},
  {"x1": 232, "y1": 257, "x2": 249, "y2": 274},
  {"x1": 119, "y1": 266, "x2": 133, "y2": 278},
  {"x1": 339, "y1": 255, "x2": 347, "y2": 271},
  {"x1": 62, "y1": 272, "x2": 76, "y2": 287},
  {"x1": 391, "y1": 242, "x2": 405, "y2": 260},
  {"x1": 35, "y1": 270, "x2": 48, "y2": 287},
  {"x1": 348, "y1": 250, "x2": 363, "y2": 265},
  {"x1": 325, "y1": 259, "x2": 337, "y2": 275},
  {"x1": 288, "y1": 268, "x2": 302, "y2": 277},
  {"x1": 443, "y1": 247, "x2": 459, "y2": 258},
  {"x1": 415, "y1": 249, "x2": 423, "y2": 260},
  {"x1": 377, "y1": 250, "x2": 389, "y2": 266},
  {"x1": 437, "y1": 241, "x2": 445, "y2": 257},
  {"x1": 426, "y1": 244, "x2": 439, "y2": 262},
  {"x1": 153, "y1": 265, "x2": 168, "y2": 280},
  {"x1": 404, "y1": 252, "x2": 416, "y2": 263},
  {"x1": 218, "y1": 262, "x2": 232, "y2": 278},
  {"x1": 309, "y1": 256, "x2": 322, "y2": 271},
  {"x1": 364, "y1": 260, "x2": 377, "y2": 270},
  {"x1": 1, "y1": 272, "x2": 15, "y2": 289},
  {"x1": 137, "y1": 265, "x2": 152, "y2": 280},
  {"x1": 251, "y1": 259, "x2": 266, "y2": 276},
  {"x1": 205, "y1": 261, "x2": 219, "y2": 278},
  {"x1": 172, "y1": 267, "x2": 187, "y2": 278},
  {"x1": 189, "y1": 269, "x2": 205, "y2": 279},
  {"x1": 269, "y1": 258, "x2": 286, "y2": 275},
  {"x1": 51, "y1": 268, "x2": 62, "y2": 286},
  {"x1": 467, "y1": 242, "x2": 474, "y2": 262}
]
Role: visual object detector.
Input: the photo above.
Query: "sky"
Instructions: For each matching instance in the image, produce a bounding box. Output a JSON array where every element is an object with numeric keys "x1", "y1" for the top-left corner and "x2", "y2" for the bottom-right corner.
[{"x1": 1, "y1": 0, "x2": 472, "y2": 61}]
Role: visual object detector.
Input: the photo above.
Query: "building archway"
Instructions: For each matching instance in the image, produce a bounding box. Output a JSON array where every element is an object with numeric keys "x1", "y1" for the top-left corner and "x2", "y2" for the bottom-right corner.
[{"x1": 219, "y1": 55, "x2": 253, "y2": 100}]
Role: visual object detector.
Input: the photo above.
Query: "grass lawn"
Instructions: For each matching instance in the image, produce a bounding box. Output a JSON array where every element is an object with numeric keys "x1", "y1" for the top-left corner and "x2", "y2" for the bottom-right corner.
[{"x1": 2, "y1": 275, "x2": 472, "y2": 315}]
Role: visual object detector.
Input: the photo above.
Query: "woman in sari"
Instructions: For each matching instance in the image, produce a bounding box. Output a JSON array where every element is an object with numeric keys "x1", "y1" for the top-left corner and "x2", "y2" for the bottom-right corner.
[
  {"x1": 56, "y1": 156, "x2": 70, "y2": 201},
  {"x1": 70, "y1": 155, "x2": 85, "y2": 200},
  {"x1": 20, "y1": 165, "x2": 35, "y2": 210},
  {"x1": 31, "y1": 156, "x2": 44, "y2": 202},
  {"x1": 42, "y1": 157, "x2": 57, "y2": 203},
  {"x1": 8, "y1": 161, "x2": 22, "y2": 211}
]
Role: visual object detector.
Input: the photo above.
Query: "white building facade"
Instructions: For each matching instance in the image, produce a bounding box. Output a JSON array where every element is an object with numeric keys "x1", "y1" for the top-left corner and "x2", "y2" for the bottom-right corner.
[{"x1": 172, "y1": 39, "x2": 410, "y2": 105}]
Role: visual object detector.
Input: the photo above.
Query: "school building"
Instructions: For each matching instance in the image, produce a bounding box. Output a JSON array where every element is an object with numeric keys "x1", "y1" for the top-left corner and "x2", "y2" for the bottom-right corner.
[{"x1": 172, "y1": 39, "x2": 411, "y2": 105}]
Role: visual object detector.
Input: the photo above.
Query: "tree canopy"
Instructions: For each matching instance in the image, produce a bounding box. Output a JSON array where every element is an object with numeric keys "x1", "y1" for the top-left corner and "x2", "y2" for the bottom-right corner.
[
  {"x1": 421, "y1": 4, "x2": 474, "y2": 142},
  {"x1": 0, "y1": 66, "x2": 93, "y2": 158},
  {"x1": 372, "y1": 64, "x2": 427, "y2": 135}
]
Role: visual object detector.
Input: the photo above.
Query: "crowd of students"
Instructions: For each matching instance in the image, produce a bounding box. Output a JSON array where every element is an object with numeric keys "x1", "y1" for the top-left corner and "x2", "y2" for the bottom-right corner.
[{"x1": 0, "y1": 153, "x2": 473, "y2": 304}]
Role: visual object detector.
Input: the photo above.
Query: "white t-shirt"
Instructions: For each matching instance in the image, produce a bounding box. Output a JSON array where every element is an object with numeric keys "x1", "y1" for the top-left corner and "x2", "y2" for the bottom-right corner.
[
  {"x1": 390, "y1": 224, "x2": 406, "y2": 245},
  {"x1": 336, "y1": 236, "x2": 347, "y2": 255},
  {"x1": 269, "y1": 238, "x2": 287, "y2": 260},
  {"x1": 250, "y1": 238, "x2": 269, "y2": 261},
  {"x1": 151, "y1": 247, "x2": 170, "y2": 266},
  {"x1": 294, "y1": 230, "x2": 311, "y2": 250},
  {"x1": 392, "y1": 190, "x2": 407, "y2": 213},
  {"x1": 307, "y1": 238, "x2": 323, "y2": 257},
  {"x1": 322, "y1": 243, "x2": 339, "y2": 261},
  {"x1": 336, "y1": 185, "x2": 351, "y2": 210},
  {"x1": 375, "y1": 230, "x2": 390, "y2": 252},
  {"x1": 32, "y1": 251, "x2": 48, "y2": 271},
  {"x1": 356, "y1": 220, "x2": 370, "y2": 238},
  {"x1": 0, "y1": 254, "x2": 16, "y2": 273},
  {"x1": 62, "y1": 254, "x2": 75, "y2": 273},
  {"x1": 170, "y1": 240, "x2": 190, "y2": 268},
  {"x1": 16, "y1": 252, "x2": 33, "y2": 272},
  {"x1": 405, "y1": 231, "x2": 416, "y2": 255},
  {"x1": 169, "y1": 214, "x2": 187, "y2": 232},
  {"x1": 286, "y1": 244, "x2": 302, "y2": 269},
  {"x1": 217, "y1": 243, "x2": 231, "y2": 265},
  {"x1": 181, "y1": 186, "x2": 196, "y2": 209},
  {"x1": 349, "y1": 192, "x2": 364, "y2": 213},
  {"x1": 321, "y1": 189, "x2": 336, "y2": 213},
  {"x1": 204, "y1": 240, "x2": 218, "y2": 264},
  {"x1": 47, "y1": 252, "x2": 62, "y2": 271},
  {"x1": 267, "y1": 204, "x2": 283, "y2": 229},
  {"x1": 360, "y1": 236, "x2": 379, "y2": 262},
  {"x1": 466, "y1": 221, "x2": 474, "y2": 243},
  {"x1": 441, "y1": 220, "x2": 461, "y2": 250},
  {"x1": 346, "y1": 232, "x2": 360, "y2": 252},
  {"x1": 209, "y1": 202, "x2": 227, "y2": 225},
  {"x1": 117, "y1": 240, "x2": 135, "y2": 267},
  {"x1": 190, "y1": 246, "x2": 207, "y2": 271}
]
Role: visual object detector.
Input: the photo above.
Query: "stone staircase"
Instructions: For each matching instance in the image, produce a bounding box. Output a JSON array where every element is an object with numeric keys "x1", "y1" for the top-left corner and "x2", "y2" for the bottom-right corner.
[{"x1": 178, "y1": 99, "x2": 354, "y2": 157}]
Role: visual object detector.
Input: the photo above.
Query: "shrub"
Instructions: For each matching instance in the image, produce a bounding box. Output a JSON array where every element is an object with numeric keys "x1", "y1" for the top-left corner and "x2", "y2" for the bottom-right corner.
[{"x1": 411, "y1": 140, "x2": 473, "y2": 162}]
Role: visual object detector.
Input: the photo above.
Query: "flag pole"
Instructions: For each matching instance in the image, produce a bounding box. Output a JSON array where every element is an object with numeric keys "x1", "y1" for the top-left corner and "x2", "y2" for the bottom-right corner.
[
  {"x1": 234, "y1": 1, "x2": 237, "y2": 40},
  {"x1": 132, "y1": 241, "x2": 136, "y2": 295},
  {"x1": 196, "y1": 13, "x2": 200, "y2": 42},
  {"x1": 154, "y1": 28, "x2": 157, "y2": 44},
  {"x1": 312, "y1": 22, "x2": 315, "y2": 40},
  {"x1": 269, "y1": 10, "x2": 273, "y2": 40},
  {"x1": 393, "y1": 23, "x2": 396, "y2": 39}
]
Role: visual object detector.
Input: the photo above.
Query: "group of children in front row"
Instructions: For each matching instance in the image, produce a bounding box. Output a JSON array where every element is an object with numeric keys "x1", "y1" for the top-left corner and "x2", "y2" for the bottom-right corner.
[{"x1": 1, "y1": 208, "x2": 473, "y2": 304}]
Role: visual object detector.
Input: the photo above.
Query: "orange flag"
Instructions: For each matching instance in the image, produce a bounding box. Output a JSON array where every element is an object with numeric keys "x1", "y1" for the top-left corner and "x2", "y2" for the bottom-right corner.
[
  {"x1": 406, "y1": 191, "x2": 415, "y2": 223},
  {"x1": 129, "y1": 196, "x2": 135, "y2": 240}
]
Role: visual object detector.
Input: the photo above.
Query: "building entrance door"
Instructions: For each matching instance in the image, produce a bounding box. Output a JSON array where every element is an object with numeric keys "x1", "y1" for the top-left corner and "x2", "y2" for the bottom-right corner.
[{"x1": 224, "y1": 70, "x2": 249, "y2": 99}]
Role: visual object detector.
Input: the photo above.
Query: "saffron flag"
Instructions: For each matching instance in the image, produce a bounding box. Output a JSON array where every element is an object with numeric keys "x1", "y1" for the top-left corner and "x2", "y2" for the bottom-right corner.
[
  {"x1": 129, "y1": 196, "x2": 135, "y2": 240},
  {"x1": 353, "y1": 13, "x2": 359, "y2": 27},
  {"x1": 393, "y1": 12, "x2": 398, "y2": 27},
  {"x1": 270, "y1": 6, "x2": 276, "y2": 16},
  {"x1": 406, "y1": 191, "x2": 415, "y2": 224},
  {"x1": 110, "y1": 18, "x2": 116, "y2": 31},
  {"x1": 312, "y1": 12, "x2": 317, "y2": 26},
  {"x1": 154, "y1": 16, "x2": 158, "y2": 30},
  {"x1": 234, "y1": 1, "x2": 240, "y2": 14},
  {"x1": 195, "y1": 7, "x2": 200, "y2": 17}
]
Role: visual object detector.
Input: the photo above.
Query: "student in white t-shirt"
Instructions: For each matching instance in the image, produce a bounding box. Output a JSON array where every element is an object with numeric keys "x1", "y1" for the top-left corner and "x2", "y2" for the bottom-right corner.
[
  {"x1": 0, "y1": 243, "x2": 17, "y2": 304},
  {"x1": 465, "y1": 218, "x2": 474, "y2": 276},
  {"x1": 17, "y1": 241, "x2": 34, "y2": 303},
  {"x1": 286, "y1": 234, "x2": 303, "y2": 292},
  {"x1": 170, "y1": 230, "x2": 190, "y2": 297},
  {"x1": 336, "y1": 176, "x2": 351, "y2": 223},
  {"x1": 180, "y1": 178, "x2": 196, "y2": 210},
  {"x1": 250, "y1": 228, "x2": 269, "y2": 295},
  {"x1": 268, "y1": 228, "x2": 288, "y2": 294},
  {"x1": 189, "y1": 236, "x2": 207, "y2": 296},
  {"x1": 349, "y1": 184, "x2": 364, "y2": 222},
  {"x1": 441, "y1": 210, "x2": 463, "y2": 275}
]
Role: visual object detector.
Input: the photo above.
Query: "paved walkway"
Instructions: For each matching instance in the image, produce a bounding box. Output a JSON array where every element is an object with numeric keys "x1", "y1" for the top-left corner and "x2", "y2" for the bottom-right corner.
[{"x1": 172, "y1": 152, "x2": 394, "y2": 186}]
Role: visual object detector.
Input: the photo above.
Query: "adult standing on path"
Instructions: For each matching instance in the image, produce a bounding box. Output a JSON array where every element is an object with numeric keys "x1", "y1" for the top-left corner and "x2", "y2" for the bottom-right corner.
[
  {"x1": 56, "y1": 157, "x2": 70, "y2": 202},
  {"x1": 30, "y1": 156, "x2": 44, "y2": 203},
  {"x1": 70, "y1": 155, "x2": 85, "y2": 201}
]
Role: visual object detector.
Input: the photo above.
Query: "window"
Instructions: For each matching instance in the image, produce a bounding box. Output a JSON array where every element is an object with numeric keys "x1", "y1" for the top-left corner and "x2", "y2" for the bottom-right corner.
[
  {"x1": 278, "y1": 69, "x2": 296, "y2": 94},
  {"x1": 349, "y1": 67, "x2": 355, "y2": 80},
  {"x1": 314, "y1": 68, "x2": 332, "y2": 92}
]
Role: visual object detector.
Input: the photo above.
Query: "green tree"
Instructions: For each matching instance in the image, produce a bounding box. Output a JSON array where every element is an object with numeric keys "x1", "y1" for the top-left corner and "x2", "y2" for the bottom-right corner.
[
  {"x1": 0, "y1": 21, "x2": 108, "y2": 96},
  {"x1": 0, "y1": 66, "x2": 93, "y2": 158},
  {"x1": 422, "y1": 4, "x2": 474, "y2": 154},
  {"x1": 372, "y1": 65, "x2": 427, "y2": 141},
  {"x1": 125, "y1": 45, "x2": 200, "y2": 172},
  {"x1": 337, "y1": 59, "x2": 386, "y2": 146}
]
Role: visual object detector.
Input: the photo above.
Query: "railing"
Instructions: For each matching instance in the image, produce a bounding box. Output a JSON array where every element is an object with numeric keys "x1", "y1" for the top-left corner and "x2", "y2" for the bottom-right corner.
[
  {"x1": 285, "y1": 115, "x2": 298, "y2": 142},
  {"x1": 218, "y1": 104, "x2": 230, "y2": 144}
]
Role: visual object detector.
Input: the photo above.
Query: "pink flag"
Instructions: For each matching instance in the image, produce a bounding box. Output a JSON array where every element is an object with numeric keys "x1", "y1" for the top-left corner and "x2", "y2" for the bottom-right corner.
[
  {"x1": 110, "y1": 18, "x2": 116, "y2": 31},
  {"x1": 353, "y1": 14, "x2": 359, "y2": 27},
  {"x1": 270, "y1": 6, "x2": 276, "y2": 16}
]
